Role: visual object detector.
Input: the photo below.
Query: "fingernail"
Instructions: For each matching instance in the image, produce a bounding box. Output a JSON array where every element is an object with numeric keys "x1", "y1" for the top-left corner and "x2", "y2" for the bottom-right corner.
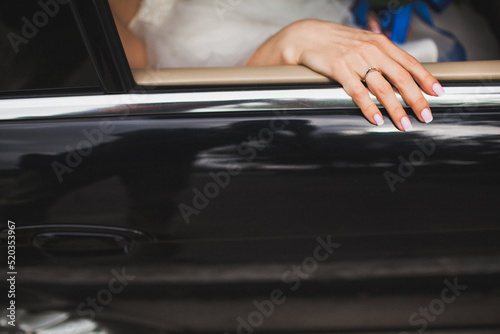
[
  {"x1": 374, "y1": 114, "x2": 384, "y2": 125},
  {"x1": 433, "y1": 83, "x2": 445, "y2": 97},
  {"x1": 373, "y1": 28, "x2": 382, "y2": 34},
  {"x1": 421, "y1": 108, "x2": 433, "y2": 123},
  {"x1": 401, "y1": 116, "x2": 413, "y2": 131}
]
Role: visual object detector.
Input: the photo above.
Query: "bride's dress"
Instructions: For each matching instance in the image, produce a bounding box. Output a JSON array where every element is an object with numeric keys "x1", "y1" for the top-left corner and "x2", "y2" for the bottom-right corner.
[
  {"x1": 129, "y1": 0, "x2": 356, "y2": 68},
  {"x1": 131, "y1": 0, "x2": 484, "y2": 68}
]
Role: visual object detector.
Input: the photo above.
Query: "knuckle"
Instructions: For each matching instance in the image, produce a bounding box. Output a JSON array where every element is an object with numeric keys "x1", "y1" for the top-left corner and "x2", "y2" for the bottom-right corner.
[
  {"x1": 360, "y1": 41, "x2": 380, "y2": 54},
  {"x1": 387, "y1": 105, "x2": 406, "y2": 117},
  {"x1": 371, "y1": 80, "x2": 392, "y2": 96},
  {"x1": 374, "y1": 33, "x2": 390, "y2": 45},
  {"x1": 411, "y1": 96, "x2": 429, "y2": 107},
  {"x1": 403, "y1": 53, "x2": 420, "y2": 69},
  {"x1": 420, "y1": 72, "x2": 436, "y2": 84},
  {"x1": 394, "y1": 70, "x2": 415, "y2": 86},
  {"x1": 349, "y1": 85, "x2": 367, "y2": 100},
  {"x1": 365, "y1": 104, "x2": 380, "y2": 115}
]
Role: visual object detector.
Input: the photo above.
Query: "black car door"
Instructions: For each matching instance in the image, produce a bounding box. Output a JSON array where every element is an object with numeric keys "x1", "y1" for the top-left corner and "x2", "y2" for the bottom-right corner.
[{"x1": 1, "y1": 0, "x2": 500, "y2": 333}]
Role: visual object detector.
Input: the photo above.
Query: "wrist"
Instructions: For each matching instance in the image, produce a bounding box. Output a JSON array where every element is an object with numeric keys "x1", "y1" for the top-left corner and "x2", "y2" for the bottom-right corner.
[{"x1": 275, "y1": 19, "x2": 316, "y2": 65}]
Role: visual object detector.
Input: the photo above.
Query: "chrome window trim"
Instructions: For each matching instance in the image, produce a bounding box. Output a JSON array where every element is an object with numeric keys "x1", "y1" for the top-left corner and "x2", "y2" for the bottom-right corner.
[{"x1": 0, "y1": 85, "x2": 499, "y2": 121}]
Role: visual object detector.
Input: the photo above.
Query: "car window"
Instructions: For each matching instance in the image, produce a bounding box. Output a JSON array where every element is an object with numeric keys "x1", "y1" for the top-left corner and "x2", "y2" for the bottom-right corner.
[
  {"x1": 107, "y1": 0, "x2": 500, "y2": 87},
  {"x1": 0, "y1": 0, "x2": 101, "y2": 94}
]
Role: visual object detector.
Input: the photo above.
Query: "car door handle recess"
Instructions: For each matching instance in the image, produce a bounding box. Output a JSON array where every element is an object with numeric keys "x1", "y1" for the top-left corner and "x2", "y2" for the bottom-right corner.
[{"x1": 1, "y1": 224, "x2": 153, "y2": 257}]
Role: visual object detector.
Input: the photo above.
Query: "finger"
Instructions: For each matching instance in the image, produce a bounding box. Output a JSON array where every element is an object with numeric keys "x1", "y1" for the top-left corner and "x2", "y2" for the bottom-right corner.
[
  {"x1": 326, "y1": 58, "x2": 385, "y2": 126},
  {"x1": 367, "y1": 12, "x2": 382, "y2": 34},
  {"x1": 381, "y1": 61, "x2": 433, "y2": 123},
  {"x1": 340, "y1": 75, "x2": 385, "y2": 126},
  {"x1": 379, "y1": 37, "x2": 445, "y2": 97},
  {"x1": 365, "y1": 70, "x2": 413, "y2": 131}
]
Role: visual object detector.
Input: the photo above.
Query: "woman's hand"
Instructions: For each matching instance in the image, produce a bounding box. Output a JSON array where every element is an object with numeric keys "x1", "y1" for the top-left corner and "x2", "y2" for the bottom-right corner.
[{"x1": 247, "y1": 19, "x2": 444, "y2": 131}]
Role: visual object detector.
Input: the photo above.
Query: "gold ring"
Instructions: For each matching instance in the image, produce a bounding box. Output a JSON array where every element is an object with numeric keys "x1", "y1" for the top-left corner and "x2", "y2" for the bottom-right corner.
[{"x1": 363, "y1": 67, "x2": 381, "y2": 82}]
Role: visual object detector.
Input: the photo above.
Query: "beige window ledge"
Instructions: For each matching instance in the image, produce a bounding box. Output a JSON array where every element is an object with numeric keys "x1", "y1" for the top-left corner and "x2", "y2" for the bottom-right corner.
[{"x1": 133, "y1": 60, "x2": 500, "y2": 86}]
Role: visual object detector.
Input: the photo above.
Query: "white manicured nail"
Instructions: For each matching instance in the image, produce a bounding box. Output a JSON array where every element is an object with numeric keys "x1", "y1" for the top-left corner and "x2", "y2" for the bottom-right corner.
[
  {"x1": 374, "y1": 114, "x2": 384, "y2": 126},
  {"x1": 421, "y1": 108, "x2": 433, "y2": 123},
  {"x1": 433, "y1": 83, "x2": 445, "y2": 97},
  {"x1": 401, "y1": 116, "x2": 413, "y2": 131}
]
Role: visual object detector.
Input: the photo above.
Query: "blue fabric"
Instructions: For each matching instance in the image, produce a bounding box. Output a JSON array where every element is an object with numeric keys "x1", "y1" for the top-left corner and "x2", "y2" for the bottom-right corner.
[
  {"x1": 353, "y1": 0, "x2": 467, "y2": 61},
  {"x1": 353, "y1": 0, "x2": 371, "y2": 27},
  {"x1": 353, "y1": 0, "x2": 371, "y2": 26},
  {"x1": 391, "y1": 5, "x2": 413, "y2": 44}
]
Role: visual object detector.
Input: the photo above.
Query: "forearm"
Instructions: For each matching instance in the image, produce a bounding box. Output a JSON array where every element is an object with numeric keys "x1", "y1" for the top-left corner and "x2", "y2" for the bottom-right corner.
[
  {"x1": 113, "y1": 15, "x2": 148, "y2": 69},
  {"x1": 247, "y1": 21, "x2": 303, "y2": 66}
]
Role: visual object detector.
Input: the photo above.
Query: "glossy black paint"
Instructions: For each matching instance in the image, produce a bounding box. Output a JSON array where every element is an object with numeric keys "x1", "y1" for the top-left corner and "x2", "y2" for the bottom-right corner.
[
  {"x1": 1, "y1": 106, "x2": 500, "y2": 331},
  {"x1": 2, "y1": 108, "x2": 500, "y2": 237},
  {"x1": 1, "y1": 0, "x2": 500, "y2": 332}
]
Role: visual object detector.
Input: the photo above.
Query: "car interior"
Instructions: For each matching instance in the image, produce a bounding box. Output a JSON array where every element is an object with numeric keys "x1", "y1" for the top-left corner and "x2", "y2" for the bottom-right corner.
[{"x1": 120, "y1": 0, "x2": 500, "y2": 87}]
